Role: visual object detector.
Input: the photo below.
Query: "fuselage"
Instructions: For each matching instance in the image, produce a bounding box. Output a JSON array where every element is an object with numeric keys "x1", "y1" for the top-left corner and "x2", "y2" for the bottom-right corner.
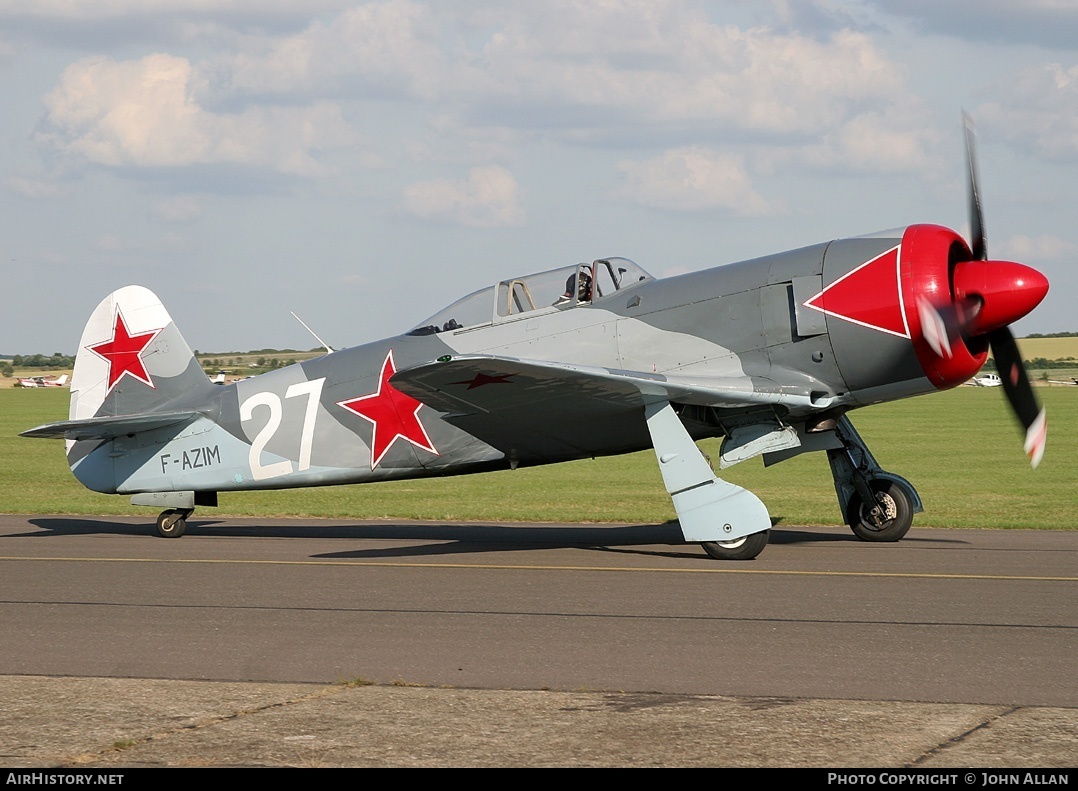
[{"x1": 67, "y1": 224, "x2": 1014, "y2": 496}]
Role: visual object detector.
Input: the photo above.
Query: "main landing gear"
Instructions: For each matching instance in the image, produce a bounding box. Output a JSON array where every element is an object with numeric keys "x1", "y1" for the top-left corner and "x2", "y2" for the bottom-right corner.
[
  {"x1": 131, "y1": 491, "x2": 217, "y2": 538},
  {"x1": 846, "y1": 480, "x2": 914, "y2": 542},
  {"x1": 155, "y1": 508, "x2": 193, "y2": 538},
  {"x1": 701, "y1": 530, "x2": 771, "y2": 561},
  {"x1": 827, "y1": 416, "x2": 921, "y2": 542},
  {"x1": 644, "y1": 400, "x2": 773, "y2": 561}
]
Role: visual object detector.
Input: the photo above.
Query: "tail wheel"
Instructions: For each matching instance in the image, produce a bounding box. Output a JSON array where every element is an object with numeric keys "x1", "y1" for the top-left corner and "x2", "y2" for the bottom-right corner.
[
  {"x1": 156, "y1": 509, "x2": 190, "y2": 538},
  {"x1": 846, "y1": 481, "x2": 913, "y2": 542},
  {"x1": 701, "y1": 529, "x2": 770, "y2": 561}
]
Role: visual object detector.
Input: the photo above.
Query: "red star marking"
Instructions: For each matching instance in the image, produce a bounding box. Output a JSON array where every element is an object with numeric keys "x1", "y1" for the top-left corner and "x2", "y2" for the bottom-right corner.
[
  {"x1": 87, "y1": 309, "x2": 162, "y2": 392},
  {"x1": 336, "y1": 350, "x2": 438, "y2": 469},
  {"x1": 803, "y1": 246, "x2": 910, "y2": 339},
  {"x1": 449, "y1": 372, "x2": 515, "y2": 390}
]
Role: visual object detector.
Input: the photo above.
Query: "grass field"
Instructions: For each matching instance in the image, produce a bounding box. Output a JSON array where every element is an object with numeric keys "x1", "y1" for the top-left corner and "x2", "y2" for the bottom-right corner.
[
  {"x1": 1016, "y1": 336, "x2": 1078, "y2": 361},
  {"x1": 2, "y1": 386, "x2": 1074, "y2": 530}
]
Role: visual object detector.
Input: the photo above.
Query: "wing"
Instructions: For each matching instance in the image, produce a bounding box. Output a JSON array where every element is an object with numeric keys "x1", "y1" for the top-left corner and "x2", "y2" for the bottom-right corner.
[{"x1": 391, "y1": 354, "x2": 798, "y2": 462}]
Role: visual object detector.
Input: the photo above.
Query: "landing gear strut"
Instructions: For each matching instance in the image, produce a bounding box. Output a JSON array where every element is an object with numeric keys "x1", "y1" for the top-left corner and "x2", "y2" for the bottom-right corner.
[
  {"x1": 643, "y1": 400, "x2": 772, "y2": 561},
  {"x1": 826, "y1": 416, "x2": 922, "y2": 543},
  {"x1": 132, "y1": 491, "x2": 216, "y2": 538}
]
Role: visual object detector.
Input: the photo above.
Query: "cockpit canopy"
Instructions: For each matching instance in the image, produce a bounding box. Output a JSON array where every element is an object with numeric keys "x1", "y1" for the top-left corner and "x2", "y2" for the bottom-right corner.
[{"x1": 408, "y1": 257, "x2": 652, "y2": 336}]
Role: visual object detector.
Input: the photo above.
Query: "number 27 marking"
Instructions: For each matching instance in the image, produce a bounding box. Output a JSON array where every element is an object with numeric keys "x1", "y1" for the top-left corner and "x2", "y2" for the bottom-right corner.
[{"x1": 239, "y1": 378, "x2": 325, "y2": 481}]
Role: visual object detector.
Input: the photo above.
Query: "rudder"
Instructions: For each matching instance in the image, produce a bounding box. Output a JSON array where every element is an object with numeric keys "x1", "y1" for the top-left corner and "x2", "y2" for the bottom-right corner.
[{"x1": 70, "y1": 285, "x2": 214, "y2": 423}]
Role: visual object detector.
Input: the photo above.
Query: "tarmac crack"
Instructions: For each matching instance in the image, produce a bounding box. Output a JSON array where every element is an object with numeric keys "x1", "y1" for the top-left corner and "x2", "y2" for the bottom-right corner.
[
  {"x1": 59, "y1": 683, "x2": 350, "y2": 767},
  {"x1": 907, "y1": 705, "x2": 1021, "y2": 766}
]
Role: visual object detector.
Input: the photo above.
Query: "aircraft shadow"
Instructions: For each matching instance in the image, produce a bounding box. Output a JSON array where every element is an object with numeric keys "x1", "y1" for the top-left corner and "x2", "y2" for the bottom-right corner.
[
  {"x1": 21, "y1": 516, "x2": 703, "y2": 557},
  {"x1": 16, "y1": 515, "x2": 968, "y2": 561}
]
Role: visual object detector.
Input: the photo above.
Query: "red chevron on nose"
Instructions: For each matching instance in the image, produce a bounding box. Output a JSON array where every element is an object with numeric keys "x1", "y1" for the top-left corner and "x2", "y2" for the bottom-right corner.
[{"x1": 803, "y1": 245, "x2": 909, "y2": 338}]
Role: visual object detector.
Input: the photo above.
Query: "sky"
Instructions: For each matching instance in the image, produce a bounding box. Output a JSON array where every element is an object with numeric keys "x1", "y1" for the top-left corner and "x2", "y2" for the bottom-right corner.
[{"x1": 2, "y1": 0, "x2": 1076, "y2": 356}]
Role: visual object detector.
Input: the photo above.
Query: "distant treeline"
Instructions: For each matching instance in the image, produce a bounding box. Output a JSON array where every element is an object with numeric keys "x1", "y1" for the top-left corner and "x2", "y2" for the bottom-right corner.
[
  {"x1": 7, "y1": 353, "x2": 75, "y2": 369},
  {"x1": 1024, "y1": 332, "x2": 1078, "y2": 338},
  {"x1": 983, "y1": 357, "x2": 1077, "y2": 371}
]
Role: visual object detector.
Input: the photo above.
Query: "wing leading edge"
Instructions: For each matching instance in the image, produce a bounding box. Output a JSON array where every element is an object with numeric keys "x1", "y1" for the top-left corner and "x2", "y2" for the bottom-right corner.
[{"x1": 391, "y1": 354, "x2": 803, "y2": 462}]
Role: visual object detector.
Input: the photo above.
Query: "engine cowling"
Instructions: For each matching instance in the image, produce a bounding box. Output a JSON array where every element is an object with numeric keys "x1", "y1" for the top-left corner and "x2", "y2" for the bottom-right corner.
[{"x1": 809, "y1": 224, "x2": 1047, "y2": 399}]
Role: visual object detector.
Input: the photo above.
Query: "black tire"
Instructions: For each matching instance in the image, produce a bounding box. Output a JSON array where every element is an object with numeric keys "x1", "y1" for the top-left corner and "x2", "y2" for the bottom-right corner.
[
  {"x1": 156, "y1": 510, "x2": 187, "y2": 538},
  {"x1": 846, "y1": 480, "x2": 913, "y2": 542},
  {"x1": 701, "y1": 529, "x2": 770, "y2": 561}
]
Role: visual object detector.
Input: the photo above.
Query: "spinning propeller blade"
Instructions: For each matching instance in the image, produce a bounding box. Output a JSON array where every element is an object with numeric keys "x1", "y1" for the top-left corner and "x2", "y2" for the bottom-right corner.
[
  {"x1": 919, "y1": 116, "x2": 1048, "y2": 466},
  {"x1": 962, "y1": 114, "x2": 1048, "y2": 467},
  {"x1": 964, "y1": 113, "x2": 987, "y2": 263},
  {"x1": 989, "y1": 328, "x2": 1047, "y2": 467}
]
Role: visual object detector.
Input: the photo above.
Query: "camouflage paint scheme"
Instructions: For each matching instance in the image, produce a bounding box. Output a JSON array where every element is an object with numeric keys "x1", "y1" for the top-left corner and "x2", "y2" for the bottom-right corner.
[{"x1": 22, "y1": 221, "x2": 1048, "y2": 559}]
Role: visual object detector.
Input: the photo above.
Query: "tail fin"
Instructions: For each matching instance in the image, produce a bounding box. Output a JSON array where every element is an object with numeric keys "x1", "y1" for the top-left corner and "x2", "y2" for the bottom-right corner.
[
  {"x1": 70, "y1": 285, "x2": 215, "y2": 422},
  {"x1": 55, "y1": 374, "x2": 68, "y2": 386}
]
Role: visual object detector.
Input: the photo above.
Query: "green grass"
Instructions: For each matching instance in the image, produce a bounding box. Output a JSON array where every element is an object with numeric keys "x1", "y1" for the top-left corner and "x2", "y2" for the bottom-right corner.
[{"x1": 2, "y1": 387, "x2": 1075, "y2": 529}]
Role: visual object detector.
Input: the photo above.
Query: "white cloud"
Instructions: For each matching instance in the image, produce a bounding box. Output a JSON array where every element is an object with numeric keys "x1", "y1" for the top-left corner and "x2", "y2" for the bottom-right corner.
[
  {"x1": 977, "y1": 64, "x2": 1078, "y2": 160},
  {"x1": 149, "y1": 3, "x2": 926, "y2": 151},
  {"x1": 617, "y1": 146, "x2": 774, "y2": 215},
  {"x1": 4, "y1": 1, "x2": 1078, "y2": 355},
  {"x1": 471, "y1": 7, "x2": 913, "y2": 138},
  {"x1": 38, "y1": 53, "x2": 355, "y2": 175},
  {"x1": 771, "y1": 108, "x2": 940, "y2": 175},
  {"x1": 866, "y1": 0, "x2": 1078, "y2": 50},
  {"x1": 0, "y1": 36, "x2": 17, "y2": 64},
  {"x1": 0, "y1": 1, "x2": 347, "y2": 22},
  {"x1": 997, "y1": 233, "x2": 1076, "y2": 262},
  {"x1": 201, "y1": 1, "x2": 449, "y2": 100},
  {"x1": 26, "y1": 3, "x2": 939, "y2": 184},
  {"x1": 154, "y1": 195, "x2": 202, "y2": 222},
  {"x1": 5, "y1": 176, "x2": 70, "y2": 198},
  {"x1": 94, "y1": 233, "x2": 130, "y2": 252},
  {"x1": 402, "y1": 164, "x2": 525, "y2": 227}
]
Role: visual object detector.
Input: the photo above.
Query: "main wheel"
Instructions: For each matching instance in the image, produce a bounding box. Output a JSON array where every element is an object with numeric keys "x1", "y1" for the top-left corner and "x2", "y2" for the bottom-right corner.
[
  {"x1": 156, "y1": 509, "x2": 188, "y2": 538},
  {"x1": 846, "y1": 480, "x2": 913, "y2": 542},
  {"x1": 701, "y1": 529, "x2": 769, "y2": 561}
]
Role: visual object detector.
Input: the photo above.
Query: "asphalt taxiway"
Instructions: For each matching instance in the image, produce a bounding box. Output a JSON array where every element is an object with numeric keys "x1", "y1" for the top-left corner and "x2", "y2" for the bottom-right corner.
[{"x1": 1, "y1": 515, "x2": 1075, "y2": 768}]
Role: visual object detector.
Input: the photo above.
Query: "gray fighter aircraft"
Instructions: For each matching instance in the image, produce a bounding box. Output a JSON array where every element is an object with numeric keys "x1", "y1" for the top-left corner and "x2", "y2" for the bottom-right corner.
[{"x1": 21, "y1": 119, "x2": 1050, "y2": 559}]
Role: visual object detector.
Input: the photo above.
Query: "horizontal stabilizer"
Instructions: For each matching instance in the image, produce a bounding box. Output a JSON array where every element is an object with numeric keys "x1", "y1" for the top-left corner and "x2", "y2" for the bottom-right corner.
[{"x1": 20, "y1": 410, "x2": 201, "y2": 441}]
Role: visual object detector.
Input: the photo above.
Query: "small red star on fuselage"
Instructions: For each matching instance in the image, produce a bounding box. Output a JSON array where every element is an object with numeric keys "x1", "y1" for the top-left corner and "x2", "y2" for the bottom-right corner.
[
  {"x1": 336, "y1": 350, "x2": 438, "y2": 469},
  {"x1": 449, "y1": 372, "x2": 515, "y2": 390},
  {"x1": 87, "y1": 309, "x2": 162, "y2": 393}
]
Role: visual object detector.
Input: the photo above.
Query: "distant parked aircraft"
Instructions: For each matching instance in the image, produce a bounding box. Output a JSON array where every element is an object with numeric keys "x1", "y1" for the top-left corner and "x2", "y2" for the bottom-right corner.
[
  {"x1": 967, "y1": 372, "x2": 1002, "y2": 387},
  {"x1": 15, "y1": 374, "x2": 68, "y2": 388}
]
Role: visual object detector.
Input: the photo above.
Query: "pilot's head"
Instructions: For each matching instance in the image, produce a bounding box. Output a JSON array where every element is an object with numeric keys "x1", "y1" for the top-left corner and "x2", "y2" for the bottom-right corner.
[{"x1": 577, "y1": 270, "x2": 592, "y2": 300}]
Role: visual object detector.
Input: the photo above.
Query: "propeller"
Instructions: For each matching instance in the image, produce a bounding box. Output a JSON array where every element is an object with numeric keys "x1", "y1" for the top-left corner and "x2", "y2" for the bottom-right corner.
[{"x1": 920, "y1": 115, "x2": 1048, "y2": 467}]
